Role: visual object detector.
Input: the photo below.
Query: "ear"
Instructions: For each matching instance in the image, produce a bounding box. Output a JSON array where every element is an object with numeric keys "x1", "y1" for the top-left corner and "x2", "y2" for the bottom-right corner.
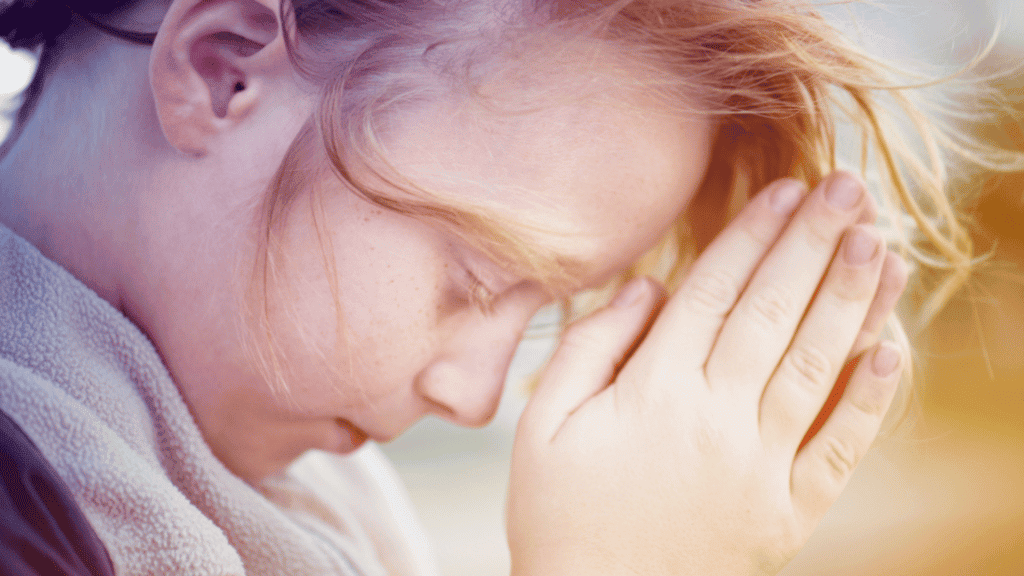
[{"x1": 149, "y1": 0, "x2": 287, "y2": 156}]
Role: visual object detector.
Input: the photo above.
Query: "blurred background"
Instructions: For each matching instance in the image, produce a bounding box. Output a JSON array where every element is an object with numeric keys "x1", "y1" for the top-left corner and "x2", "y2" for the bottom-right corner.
[{"x1": 2, "y1": 1, "x2": 1023, "y2": 574}]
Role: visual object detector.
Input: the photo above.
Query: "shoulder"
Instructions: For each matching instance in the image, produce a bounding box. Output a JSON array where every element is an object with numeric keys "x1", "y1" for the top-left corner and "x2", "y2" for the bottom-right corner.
[{"x1": 0, "y1": 408, "x2": 115, "y2": 576}]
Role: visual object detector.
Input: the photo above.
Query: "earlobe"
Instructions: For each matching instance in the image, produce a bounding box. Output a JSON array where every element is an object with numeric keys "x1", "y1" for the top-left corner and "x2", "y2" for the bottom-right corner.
[{"x1": 149, "y1": 0, "x2": 285, "y2": 156}]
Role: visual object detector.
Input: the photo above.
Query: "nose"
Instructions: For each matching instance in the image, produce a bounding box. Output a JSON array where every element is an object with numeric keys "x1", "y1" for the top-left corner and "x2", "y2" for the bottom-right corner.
[
  {"x1": 415, "y1": 288, "x2": 545, "y2": 427},
  {"x1": 415, "y1": 353, "x2": 512, "y2": 427}
]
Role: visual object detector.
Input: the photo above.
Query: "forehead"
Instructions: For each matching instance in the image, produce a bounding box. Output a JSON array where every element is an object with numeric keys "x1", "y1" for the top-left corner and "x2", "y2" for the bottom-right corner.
[{"x1": 380, "y1": 72, "x2": 716, "y2": 288}]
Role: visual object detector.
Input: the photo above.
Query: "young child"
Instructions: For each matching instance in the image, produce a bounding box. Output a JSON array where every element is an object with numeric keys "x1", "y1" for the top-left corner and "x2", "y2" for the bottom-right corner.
[{"x1": 0, "y1": 0, "x2": 990, "y2": 574}]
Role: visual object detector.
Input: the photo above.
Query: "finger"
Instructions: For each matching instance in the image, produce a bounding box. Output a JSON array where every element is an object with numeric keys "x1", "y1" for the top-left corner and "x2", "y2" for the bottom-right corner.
[
  {"x1": 758, "y1": 225, "x2": 886, "y2": 451},
  {"x1": 639, "y1": 178, "x2": 809, "y2": 372},
  {"x1": 848, "y1": 251, "x2": 909, "y2": 358},
  {"x1": 706, "y1": 172, "x2": 875, "y2": 394},
  {"x1": 789, "y1": 341, "x2": 902, "y2": 524},
  {"x1": 798, "y1": 354, "x2": 860, "y2": 452},
  {"x1": 524, "y1": 277, "x2": 665, "y2": 442}
]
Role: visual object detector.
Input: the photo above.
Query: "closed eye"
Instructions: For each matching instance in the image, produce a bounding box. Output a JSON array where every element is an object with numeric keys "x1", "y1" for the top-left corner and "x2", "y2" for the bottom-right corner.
[
  {"x1": 461, "y1": 265, "x2": 497, "y2": 314},
  {"x1": 438, "y1": 258, "x2": 498, "y2": 317}
]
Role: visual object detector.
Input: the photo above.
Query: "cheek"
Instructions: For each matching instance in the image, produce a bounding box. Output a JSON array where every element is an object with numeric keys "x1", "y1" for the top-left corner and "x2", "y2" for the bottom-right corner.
[
  {"x1": 260, "y1": 193, "x2": 448, "y2": 409},
  {"x1": 334, "y1": 268, "x2": 440, "y2": 394}
]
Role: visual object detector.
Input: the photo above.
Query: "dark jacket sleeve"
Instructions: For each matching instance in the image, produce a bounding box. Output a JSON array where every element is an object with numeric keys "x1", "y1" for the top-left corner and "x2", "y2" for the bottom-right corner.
[{"x1": 0, "y1": 409, "x2": 116, "y2": 576}]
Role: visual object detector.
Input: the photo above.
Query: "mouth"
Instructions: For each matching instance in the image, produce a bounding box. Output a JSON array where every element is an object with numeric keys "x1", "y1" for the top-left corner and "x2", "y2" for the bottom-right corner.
[{"x1": 330, "y1": 418, "x2": 371, "y2": 453}]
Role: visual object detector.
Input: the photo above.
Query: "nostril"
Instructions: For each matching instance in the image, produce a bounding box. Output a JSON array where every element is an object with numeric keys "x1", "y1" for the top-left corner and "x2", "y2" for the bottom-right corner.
[
  {"x1": 415, "y1": 360, "x2": 505, "y2": 428},
  {"x1": 422, "y1": 396, "x2": 456, "y2": 421}
]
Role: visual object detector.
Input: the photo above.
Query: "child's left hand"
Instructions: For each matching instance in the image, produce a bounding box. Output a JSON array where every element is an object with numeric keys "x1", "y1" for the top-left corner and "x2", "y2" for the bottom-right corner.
[{"x1": 506, "y1": 173, "x2": 909, "y2": 576}]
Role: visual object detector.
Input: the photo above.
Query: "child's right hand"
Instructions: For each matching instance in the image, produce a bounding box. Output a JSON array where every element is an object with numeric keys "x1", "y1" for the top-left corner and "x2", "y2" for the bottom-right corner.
[{"x1": 506, "y1": 172, "x2": 909, "y2": 576}]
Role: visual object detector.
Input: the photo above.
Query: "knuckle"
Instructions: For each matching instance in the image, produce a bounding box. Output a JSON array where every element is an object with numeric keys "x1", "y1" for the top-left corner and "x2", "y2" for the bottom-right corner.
[
  {"x1": 559, "y1": 321, "x2": 609, "y2": 355},
  {"x1": 850, "y1": 380, "x2": 894, "y2": 416},
  {"x1": 735, "y1": 209, "x2": 777, "y2": 246},
  {"x1": 783, "y1": 344, "x2": 833, "y2": 393},
  {"x1": 747, "y1": 285, "x2": 795, "y2": 328},
  {"x1": 834, "y1": 283, "x2": 875, "y2": 306},
  {"x1": 756, "y1": 518, "x2": 805, "y2": 574},
  {"x1": 800, "y1": 210, "x2": 842, "y2": 251},
  {"x1": 690, "y1": 417, "x2": 725, "y2": 457},
  {"x1": 820, "y1": 435, "x2": 860, "y2": 482},
  {"x1": 683, "y1": 268, "x2": 738, "y2": 316},
  {"x1": 829, "y1": 263, "x2": 879, "y2": 303}
]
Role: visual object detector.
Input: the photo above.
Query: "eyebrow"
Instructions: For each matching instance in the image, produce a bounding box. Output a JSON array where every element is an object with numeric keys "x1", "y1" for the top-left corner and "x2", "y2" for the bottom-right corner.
[
  {"x1": 488, "y1": 233, "x2": 594, "y2": 298},
  {"x1": 351, "y1": 169, "x2": 597, "y2": 295}
]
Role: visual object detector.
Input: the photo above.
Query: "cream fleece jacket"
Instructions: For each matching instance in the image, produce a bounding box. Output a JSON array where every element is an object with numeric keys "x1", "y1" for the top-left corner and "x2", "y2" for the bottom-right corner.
[{"x1": 0, "y1": 225, "x2": 439, "y2": 576}]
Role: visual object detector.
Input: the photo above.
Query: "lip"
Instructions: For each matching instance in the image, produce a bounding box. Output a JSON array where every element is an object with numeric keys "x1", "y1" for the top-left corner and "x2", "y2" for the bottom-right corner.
[{"x1": 330, "y1": 418, "x2": 371, "y2": 453}]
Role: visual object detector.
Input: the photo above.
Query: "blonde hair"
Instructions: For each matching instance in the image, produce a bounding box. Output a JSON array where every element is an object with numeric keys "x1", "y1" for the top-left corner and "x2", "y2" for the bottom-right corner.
[{"x1": 250, "y1": 0, "x2": 1022, "y2": 414}]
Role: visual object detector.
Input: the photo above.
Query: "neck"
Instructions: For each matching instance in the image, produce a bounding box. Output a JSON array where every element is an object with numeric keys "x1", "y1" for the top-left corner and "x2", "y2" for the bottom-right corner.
[{"x1": 0, "y1": 37, "x2": 161, "y2": 311}]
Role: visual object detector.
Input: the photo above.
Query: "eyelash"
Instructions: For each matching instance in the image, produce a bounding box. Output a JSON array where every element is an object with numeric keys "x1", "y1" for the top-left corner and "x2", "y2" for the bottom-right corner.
[{"x1": 464, "y1": 268, "x2": 497, "y2": 313}]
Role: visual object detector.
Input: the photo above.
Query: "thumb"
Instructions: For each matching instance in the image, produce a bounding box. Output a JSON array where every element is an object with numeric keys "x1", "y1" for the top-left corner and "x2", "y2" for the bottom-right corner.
[{"x1": 523, "y1": 277, "x2": 665, "y2": 442}]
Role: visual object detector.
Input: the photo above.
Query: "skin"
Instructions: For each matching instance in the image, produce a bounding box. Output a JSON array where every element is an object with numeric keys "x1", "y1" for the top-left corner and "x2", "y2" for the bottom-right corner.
[
  {"x1": 508, "y1": 175, "x2": 909, "y2": 575},
  {"x1": 177, "y1": 92, "x2": 718, "y2": 480},
  {"x1": 0, "y1": 0, "x2": 716, "y2": 482},
  {"x1": 0, "y1": 0, "x2": 910, "y2": 572}
]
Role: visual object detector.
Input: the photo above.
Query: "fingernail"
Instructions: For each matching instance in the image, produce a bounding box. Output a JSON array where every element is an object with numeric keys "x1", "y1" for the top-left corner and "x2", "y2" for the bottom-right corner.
[
  {"x1": 872, "y1": 342, "x2": 901, "y2": 377},
  {"x1": 825, "y1": 174, "x2": 862, "y2": 210},
  {"x1": 612, "y1": 278, "x2": 648, "y2": 308},
  {"x1": 770, "y1": 180, "x2": 806, "y2": 214},
  {"x1": 844, "y1": 226, "x2": 880, "y2": 265}
]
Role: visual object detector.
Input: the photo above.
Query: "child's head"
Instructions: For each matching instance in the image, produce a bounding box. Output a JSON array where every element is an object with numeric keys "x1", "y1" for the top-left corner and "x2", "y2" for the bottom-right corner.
[{"x1": 0, "y1": 0, "x2": 983, "y2": 482}]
